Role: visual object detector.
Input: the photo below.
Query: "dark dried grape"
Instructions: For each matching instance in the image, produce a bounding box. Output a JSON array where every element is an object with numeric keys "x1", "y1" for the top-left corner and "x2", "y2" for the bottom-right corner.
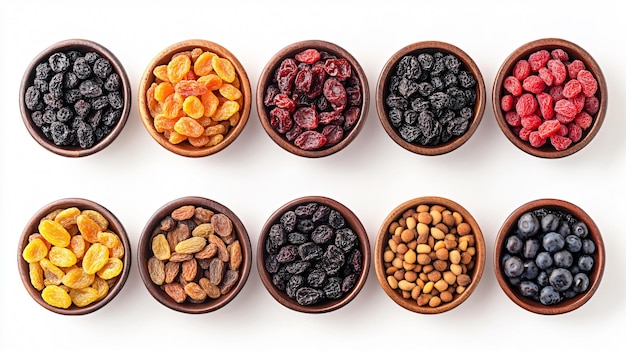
[
  {"x1": 64, "y1": 72, "x2": 79, "y2": 89},
  {"x1": 275, "y1": 58, "x2": 298, "y2": 95},
  {"x1": 399, "y1": 124, "x2": 420, "y2": 142},
  {"x1": 396, "y1": 55, "x2": 421, "y2": 80},
  {"x1": 335, "y1": 228, "x2": 358, "y2": 252},
  {"x1": 280, "y1": 211, "x2": 297, "y2": 232},
  {"x1": 288, "y1": 232, "x2": 308, "y2": 245},
  {"x1": 342, "y1": 273, "x2": 358, "y2": 292},
  {"x1": 108, "y1": 91, "x2": 123, "y2": 109},
  {"x1": 35, "y1": 62, "x2": 51, "y2": 79},
  {"x1": 24, "y1": 86, "x2": 42, "y2": 110},
  {"x1": 104, "y1": 73, "x2": 121, "y2": 91},
  {"x1": 295, "y1": 287, "x2": 322, "y2": 306},
  {"x1": 286, "y1": 275, "x2": 304, "y2": 299},
  {"x1": 50, "y1": 121, "x2": 72, "y2": 146},
  {"x1": 311, "y1": 225, "x2": 334, "y2": 244},
  {"x1": 76, "y1": 121, "x2": 95, "y2": 149},
  {"x1": 276, "y1": 245, "x2": 298, "y2": 263},
  {"x1": 298, "y1": 242, "x2": 323, "y2": 261},
  {"x1": 93, "y1": 57, "x2": 112, "y2": 79},
  {"x1": 328, "y1": 210, "x2": 345, "y2": 229},
  {"x1": 266, "y1": 224, "x2": 286, "y2": 254},
  {"x1": 91, "y1": 96, "x2": 109, "y2": 110},
  {"x1": 73, "y1": 57, "x2": 92, "y2": 79},
  {"x1": 296, "y1": 219, "x2": 315, "y2": 234},
  {"x1": 48, "y1": 73, "x2": 64, "y2": 98},
  {"x1": 48, "y1": 52, "x2": 70, "y2": 72},
  {"x1": 323, "y1": 277, "x2": 343, "y2": 299},
  {"x1": 102, "y1": 108, "x2": 121, "y2": 126},
  {"x1": 265, "y1": 254, "x2": 280, "y2": 274},
  {"x1": 285, "y1": 260, "x2": 310, "y2": 275},
  {"x1": 56, "y1": 107, "x2": 73, "y2": 122},
  {"x1": 306, "y1": 269, "x2": 326, "y2": 288},
  {"x1": 79, "y1": 79, "x2": 103, "y2": 98},
  {"x1": 312, "y1": 205, "x2": 330, "y2": 223}
]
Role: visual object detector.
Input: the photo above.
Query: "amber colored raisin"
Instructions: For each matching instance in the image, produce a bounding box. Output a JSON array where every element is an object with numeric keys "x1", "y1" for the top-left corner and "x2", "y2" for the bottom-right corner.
[
  {"x1": 69, "y1": 235, "x2": 88, "y2": 260},
  {"x1": 183, "y1": 96, "x2": 205, "y2": 119},
  {"x1": 29, "y1": 233, "x2": 51, "y2": 250},
  {"x1": 69, "y1": 287, "x2": 99, "y2": 307},
  {"x1": 82, "y1": 243, "x2": 110, "y2": 274},
  {"x1": 147, "y1": 83, "x2": 162, "y2": 116},
  {"x1": 174, "y1": 116, "x2": 205, "y2": 138},
  {"x1": 229, "y1": 111, "x2": 240, "y2": 127},
  {"x1": 39, "y1": 258, "x2": 65, "y2": 286},
  {"x1": 153, "y1": 65, "x2": 169, "y2": 82},
  {"x1": 61, "y1": 267, "x2": 95, "y2": 289},
  {"x1": 22, "y1": 238, "x2": 49, "y2": 263},
  {"x1": 42, "y1": 285, "x2": 72, "y2": 309},
  {"x1": 188, "y1": 135, "x2": 210, "y2": 147},
  {"x1": 164, "y1": 282, "x2": 186, "y2": 303},
  {"x1": 81, "y1": 210, "x2": 109, "y2": 230},
  {"x1": 198, "y1": 74, "x2": 223, "y2": 92},
  {"x1": 167, "y1": 55, "x2": 191, "y2": 83},
  {"x1": 54, "y1": 207, "x2": 80, "y2": 228},
  {"x1": 201, "y1": 91, "x2": 220, "y2": 117},
  {"x1": 162, "y1": 92, "x2": 184, "y2": 118},
  {"x1": 175, "y1": 80, "x2": 208, "y2": 97},
  {"x1": 154, "y1": 114, "x2": 179, "y2": 133},
  {"x1": 29, "y1": 262, "x2": 45, "y2": 291},
  {"x1": 212, "y1": 56, "x2": 236, "y2": 83},
  {"x1": 194, "y1": 52, "x2": 217, "y2": 76},
  {"x1": 152, "y1": 233, "x2": 171, "y2": 261},
  {"x1": 207, "y1": 134, "x2": 224, "y2": 147},
  {"x1": 219, "y1": 83, "x2": 242, "y2": 101},
  {"x1": 213, "y1": 100, "x2": 240, "y2": 121},
  {"x1": 148, "y1": 256, "x2": 165, "y2": 285},
  {"x1": 77, "y1": 214, "x2": 102, "y2": 243},
  {"x1": 204, "y1": 124, "x2": 226, "y2": 137},
  {"x1": 167, "y1": 130, "x2": 188, "y2": 144},
  {"x1": 199, "y1": 277, "x2": 221, "y2": 299},
  {"x1": 97, "y1": 258, "x2": 123, "y2": 279},
  {"x1": 98, "y1": 231, "x2": 121, "y2": 250},
  {"x1": 173, "y1": 207, "x2": 199, "y2": 221},
  {"x1": 154, "y1": 82, "x2": 175, "y2": 103},
  {"x1": 109, "y1": 239, "x2": 125, "y2": 259},
  {"x1": 48, "y1": 246, "x2": 77, "y2": 267},
  {"x1": 175, "y1": 236, "x2": 207, "y2": 254},
  {"x1": 39, "y1": 220, "x2": 71, "y2": 248},
  {"x1": 92, "y1": 276, "x2": 109, "y2": 300}
]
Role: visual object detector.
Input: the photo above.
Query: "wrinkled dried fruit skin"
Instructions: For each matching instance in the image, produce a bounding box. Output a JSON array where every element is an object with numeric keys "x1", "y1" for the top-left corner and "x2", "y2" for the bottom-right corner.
[
  {"x1": 42, "y1": 285, "x2": 72, "y2": 309},
  {"x1": 164, "y1": 282, "x2": 186, "y2": 303},
  {"x1": 152, "y1": 233, "x2": 171, "y2": 260}
]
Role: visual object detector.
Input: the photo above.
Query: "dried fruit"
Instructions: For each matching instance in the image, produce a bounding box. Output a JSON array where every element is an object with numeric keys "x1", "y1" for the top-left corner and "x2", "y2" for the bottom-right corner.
[
  {"x1": 148, "y1": 256, "x2": 165, "y2": 285},
  {"x1": 97, "y1": 258, "x2": 124, "y2": 279},
  {"x1": 39, "y1": 219, "x2": 71, "y2": 248},
  {"x1": 22, "y1": 238, "x2": 49, "y2": 263},
  {"x1": 175, "y1": 236, "x2": 207, "y2": 254},
  {"x1": 152, "y1": 234, "x2": 171, "y2": 260},
  {"x1": 48, "y1": 246, "x2": 77, "y2": 267},
  {"x1": 61, "y1": 267, "x2": 95, "y2": 289},
  {"x1": 41, "y1": 285, "x2": 72, "y2": 309},
  {"x1": 29, "y1": 262, "x2": 45, "y2": 291},
  {"x1": 69, "y1": 287, "x2": 99, "y2": 307},
  {"x1": 82, "y1": 243, "x2": 110, "y2": 274}
]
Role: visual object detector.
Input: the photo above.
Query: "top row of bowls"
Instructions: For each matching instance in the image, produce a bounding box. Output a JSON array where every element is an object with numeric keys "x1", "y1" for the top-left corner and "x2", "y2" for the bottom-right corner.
[{"x1": 19, "y1": 38, "x2": 607, "y2": 159}]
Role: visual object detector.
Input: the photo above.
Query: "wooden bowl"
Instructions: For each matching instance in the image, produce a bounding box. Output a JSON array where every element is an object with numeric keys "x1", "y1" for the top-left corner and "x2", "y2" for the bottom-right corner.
[
  {"x1": 257, "y1": 196, "x2": 370, "y2": 313},
  {"x1": 17, "y1": 198, "x2": 131, "y2": 315},
  {"x1": 137, "y1": 196, "x2": 252, "y2": 314},
  {"x1": 19, "y1": 39, "x2": 131, "y2": 157},
  {"x1": 494, "y1": 199, "x2": 605, "y2": 315},
  {"x1": 492, "y1": 38, "x2": 607, "y2": 158},
  {"x1": 376, "y1": 41, "x2": 486, "y2": 156},
  {"x1": 374, "y1": 196, "x2": 485, "y2": 314},
  {"x1": 256, "y1": 40, "x2": 369, "y2": 158},
  {"x1": 138, "y1": 40, "x2": 251, "y2": 157}
]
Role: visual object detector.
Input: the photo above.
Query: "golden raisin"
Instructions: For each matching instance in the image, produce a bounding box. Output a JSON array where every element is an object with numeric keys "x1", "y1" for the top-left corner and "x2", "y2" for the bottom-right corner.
[
  {"x1": 174, "y1": 116, "x2": 205, "y2": 138},
  {"x1": 42, "y1": 285, "x2": 72, "y2": 309},
  {"x1": 82, "y1": 243, "x2": 110, "y2": 275},
  {"x1": 201, "y1": 91, "x2": 220, "y2": 118},
  {"x1": 97, "y1": 258, "x2": 124, "y2": 280},
  {"x1": 22, "y1": 238, "x2": 49, "y2": 263},
  {"x1": 167, "y1": 130, "x2": 188, "y2": 144},
  {"x1": 153, "y1": 65, "x2": 169, "y2": 82},
  {"x1": 212, "y1": 56, "x2": 236, "y2": 83},
  {"x1": 48, "y1": 246, "x2": 77, "y2": 267},
  {"x1": 77, "y1": 214, "x2": 101, "y2": 243},
  {"x1": 61, "y1": 267, "x2": 95, "y2": 289},
  {"x1": 190, "y1": 47, "x2": 204, "y2": 62},
  {"x1": 219, "y1": 83, "x2": 242, "y2": 101},
  {"x1": 167, "y1": 55, "x2": 191, "y2": 83},
  {"x1": 154, "y1": 82, "x2": 175, "y2": 103},
  {"x1": 92, "y1": 276, "x2": 109, "y2": 300},
  {"x1": 54, "y1": 207, "x2": 80, "y2": 228},
  {"x1": 39, "y1": 220, "x2": 71, "y2": 248},
  {"x1": 153, "y1": 114, "x2": 179, "y2": 133},
  {"x1": 175, "y1": 80, "x2": 208, "y2": 97},
  {"x1": 39, "y1": 258, "x2": 65, "y2": 286},
  {"x1": 81, "y1": 209, "x2": 109, "y2": 230},
  {"x1": 193, "y1": 51, "x2": 217, "y2": 76},
  {"x1": 162, "y1": 92, "x2": 184, "y2": 118},
  {"x1": 182, "y1": 96, "x2": 205, "y2": 119},
  {"x1": 69, "y1": 287, "x2": 99, "y2": 307},
  {"x1": 29, "y1": 262, "x2": 45, "y2": 291},
  {"x1": 213, "y1": 100, "x2": 240, "y2": 121},
  {"x1": 69, "y1": 235, "x2": 88, "y2": 260},
  {"x1": 152, "y1": 234, "x2": 171, "y2": 261},
  {"x1": 188, "y1": 135, "x2": 210, "y2": 147},
  {"x1": 198, "y1": 74, "x2": 222, "y2": 91}
]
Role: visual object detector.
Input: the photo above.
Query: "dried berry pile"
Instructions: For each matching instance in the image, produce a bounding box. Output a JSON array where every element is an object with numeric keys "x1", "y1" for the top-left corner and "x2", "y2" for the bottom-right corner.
[
  {"x1": 21, "y1": 207, "x2": 125, "y2": 309},
  {"x1": 501, "y1": 208, "x2": 596, "y2": 305},
  {"x1": 147, "y1": 205, "x2": 243, "y2": 304},
  {"x1": 384, "y1": 51, "x2": 478, "y2": 146},
  {"x1": 500, "y1": 48, "x2": 600, "y2": 151},
  {"x1": 24, "y1": 50, "x2": 125, "y2": 149},
  {"x1": 262, "y1": 48, "x2": 363, "y2": 151},
  {"x1": 263, "y1": 202, "x2": 363, "y2": 306}
]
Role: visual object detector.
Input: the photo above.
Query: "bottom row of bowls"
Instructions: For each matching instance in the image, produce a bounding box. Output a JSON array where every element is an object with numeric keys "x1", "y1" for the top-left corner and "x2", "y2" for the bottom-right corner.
[{"x1": 17, "y1": 195, "x2": 605, "y2": 316}]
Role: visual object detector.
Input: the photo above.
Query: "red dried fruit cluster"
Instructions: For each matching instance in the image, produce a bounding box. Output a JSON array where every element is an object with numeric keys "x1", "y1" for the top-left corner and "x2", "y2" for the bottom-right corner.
[
  {"x1": 263, "y1": 48, "x2": 362, "y2": 151},
  {"x1": 500, "y1": 48, "x2": 600, "y2": 151}
]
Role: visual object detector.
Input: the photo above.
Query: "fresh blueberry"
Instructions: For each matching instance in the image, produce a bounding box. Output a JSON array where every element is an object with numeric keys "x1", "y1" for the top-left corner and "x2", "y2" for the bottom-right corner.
[
  {"x1": 542, "y1": 232, "x2": 565, "y2": 253},
  {"x1": 519, "y1": 281, "x2": 539, "y2": 298},
  {"x1": 572, "y1": 273, "x2": 590, "y2": 293},
  {"x1": 536, "y1": 271, "x2": 550, "y2": 287},
  {"x1": 517, "y1": 212, "x2": 539, "y2": 237},
  {"x1": 503, "y1": 256, "x2": 524, "y2": 278},
  {"x1": 553, "y1": 250, "x2": 573, "y2": 268},
  {"x1": 539, "y1": 286, "x2": 561, "y2": 305},
  {"x1": 549, "y1": 268, "x2": 573, "y2": 291},
  {"x1": 565, "y1": 235, "x2": 582, "y2": 253},
  {"x1": 523, "y1": 260, "x2": 539, "y2": 280},
  {"x1": 523, "y1": 238, "x2": 540, "y2": 259},
  {"x1": 571, "y1": 221, "x2": 589, "y2": 238},
  {"x1": 557, "y1": 221, "x2": 571, "y2": 236},
  {"x1": 578, "y1": 255, "x2": 594, "y2": 272},
  {"x1": 582, "y1": 239, "x2": 596, "y2": 254},
  {"x1": 505, "y1": 235, "x2": 523, "y2": 254},
  {"x1": 541, "y1": 213, "x2": 560, "y2": 232},
  {"x1": 535, "y1": 252, "x2": 553, "y2": 270}
]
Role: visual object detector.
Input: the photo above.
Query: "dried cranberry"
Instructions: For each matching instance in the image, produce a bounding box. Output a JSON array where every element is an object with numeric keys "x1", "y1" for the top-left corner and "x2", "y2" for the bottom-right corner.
[
  {"x1": 295, "y1": 49, "x2": 321, "y2": 64},
  {"x1": 273, "y1": 93, "x2": 296, "y2": 112},
  {"x1": 293, "y1": 107, "x2": 318, "y2": 129},
  {"x1": 324, "y1": 58, "x2": 351, "y2": 80},
  {"x1": 323, "y1": 78, "x2": 347, "y2": 111},
  {"x1": 322, "y1": 125, "x2": 344, "y2": 146},
  {"x1": 294, "y1": 130, "x2": 327, "y2": 150},
  {"x1": 269, "y1": 107, "x2": 293, "y2": 134},
  {"x1": 275, "y1": 58, "x2": 298, "y2": 95},
  {"x1": 294, "y1": 68, "x2": 314, "y2": 94}
]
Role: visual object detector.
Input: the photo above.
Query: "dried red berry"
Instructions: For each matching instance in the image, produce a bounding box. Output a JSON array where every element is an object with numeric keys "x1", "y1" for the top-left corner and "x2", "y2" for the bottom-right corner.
[
  {"x1": 294, "y1": 130, "x2": 327, "y2": 150},
  {"x1": 538, "y1": 119, "x2": 561, "y2": 139},
  {"x1": 293, "y1": 107, "x2": 318, "y2": 129},
  {"x1": 516, "y1": 93, "x2": 538, "y2": 117},
  {"x1": 504, "y1": 76, "x2": 523, "y2": 96},
  {"x1": 550, "y1": 135, "x2": 572, "y2": 151},
  {"x1": 577, "y1": 70, "x2": 598, "y2": 97},
  {"x1": 295, "y1": 49, "x2": 321, "y2": 64},
  {"x1": 513, "y1": 60, "x2": 531, "y2": 80}
]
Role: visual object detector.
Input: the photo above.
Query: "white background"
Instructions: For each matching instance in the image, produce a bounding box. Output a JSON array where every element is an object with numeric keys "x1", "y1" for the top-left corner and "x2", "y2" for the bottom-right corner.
[{"x1": 1, "y1": 1, "x2": 624, "y2": 349}]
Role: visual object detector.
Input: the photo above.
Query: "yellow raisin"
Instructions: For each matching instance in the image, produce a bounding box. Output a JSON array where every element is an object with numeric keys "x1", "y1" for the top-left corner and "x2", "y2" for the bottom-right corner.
[
  {"x1": 174, "y1": 116, "x2": 205, "y2": 138},
  {"x1": 182, "y1": 96, "x2": 205, "y2": 119},
  {"x1": 198, "y1": 74, "x2": 222, "y2": 91},
  {"x1": 54, "y1": 207, "x2": 80, "y2": 228},
  {"x1": 29, "y1": 262, "x2": 45, "y2": 291},
  {"x1": 81, "y1": 209, "x2": 109, "y2": 230},
  {"x1": 147, "y1": 82, "x2": 162, "y2": 116},
  {"x1": 92, "y1": 276, "x2": 109, "y2": 300},
  {"x1": 22, "y1": 238, "x2": 49, "y2": 263},
  {"x1": 194, "y1": 51, "x2": 217, "y2": 76},
  {"x1": 207, "y1": 134, "x2": 224, "y2": 147},
  {"x1": 151, "y1": 234, "x2": 171, "y2": 261},
  {"x1": 69, "y1": 235, "x2": 88, "y2": 260},
  {"x1": 201, "y1": 91, "x2": 220, "y2": 118},
  {"x1": 77, "y1": 214, "x2": 102, "y2": 243},
  {"x1": 175, "y1": 80, "x2": 208, "y2": 97},
  {"x1": 175, "y1": 236, "x2": 207, "y2": 254},
  {"x1": 98, "y1": 231, "x2": 121, "y2": 249},
  {"x1": 48, "y1": 246, "x2": 77, "y2": 267},
  {"x1": 39, "y1": 258, "x2": 65, "y2": 286},
  {"x1": 29, "y1": 233, "x2": 51, "y2": 250},
  {"x1": 61, "y1": 267, "x2": 95, "y2": 289},
  {"x1": 211, "y1": 56, "x2": 236, "y2": 83},
  {"x1": 44, "y1": 209, "x2": 63, "y2": 221},
  {"x1": 154, "y1": 82, "x2": 175, "y2": 103},
  {"x1": 82, "y1": 243, "x2": 110, "y2": 274},
  {"x1": 162, "y1": 92, "x2": 184, "y2": 118},
  {"x1": 166, "y1": 130, "x2": 187, "y2": 144},
  {"x1": 167, "y1": 54, "x2": 191, "y2": 83},
  {"x1": 153, "y1": 65, "x2": 169, "y2": 82},
  {"x1": 69, "y1": 287, "x2": 99, "y2": 307},
  {"x1": 188, "y1": 135, "x2": 210, "y2": 147},
  {"x1": 109, "y1": 239, "x2": 125, "y2": 259},
  {"x1": 190, "y1": 47, "x2": 204, "y2": 62},
  {"x1": 229, "y1": 111, "x2": 240, "y2": 127},
  {"x1": 97, "y1": 258, "x2": 124, "y2": 280},
  {"x1": 205, "y1": 124, "x2": 226, "y2": 137},
  {"x1": 213, "y1": 100, "x2": 240, "y2": 121},
  {"x1": 39, "y1": 219, "x2": 71, "y2": 248},
  {"x1": 218, "y1": 83, "x2": 242, "y2": 101},
  {"x1": 42, "y1": 285, "x2": 72, "y2": 309},
  {"x1": 154, "y1": 114, "x2": 179, "y2": 133}
]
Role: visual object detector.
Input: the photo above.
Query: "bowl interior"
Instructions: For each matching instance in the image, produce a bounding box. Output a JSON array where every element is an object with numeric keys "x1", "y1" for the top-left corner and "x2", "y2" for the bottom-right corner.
[
  {"x1": 19, "y1": 39, "x2": 131, "y2": 157},
  {"x1": 494, "y1": 199, "x2": 605, "y2": 315},
  {"x1": 138, "y1": 39, "x2": 251, "y2": 158},
  {"x1": 137, "y1": 196, "x2": 251, "y2": 314},
  {"x1": 257, "y1": 196, "x2": 371, "y2": 313},
  {"x1": 374, "y1": 196, "x2": 485, "y2": 314},
  {"x1": 17, "y1": 198, "x2": 131, "y2": 315},
  {"x1": 376, "y1": 41, "x2": 486, "y2": 156},
  {"x1": 256, "y1": 40, "x2": 370, "y2": 158},
  {"x1": 492, "y1": 38, "x2": 607, "y2": 158}
]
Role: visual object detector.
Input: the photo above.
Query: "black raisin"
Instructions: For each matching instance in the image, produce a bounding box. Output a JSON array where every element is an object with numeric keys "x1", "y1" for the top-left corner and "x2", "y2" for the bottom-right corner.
[
  {"x1": 295, "y1": 203, "x2": 319, "y2": 218},
  {"x1": 328, "y1": 210, "x2": 345, "y2": 229},
  {"x1": 341, "y1": 274, "x2": 358, "y2": 293},
  {"x1": 286, "y1": 275, "x2": 304, "y2": 299},
  {"x1": 266, "y1": 224, "x2": 286, "y2": 254},
  {"x1": 311, "y1": 225, "x2": 334, "y2": 244},
  {"x1": 104, "y1": 73, "x2": 121, "y2": 91},
  {"x1": 296, "y1": 218, "x2": 315, "y2": 234},
  {"x1": 399, "y1": 124, "x2": 420, "y2": 143},
  {"x1": 306, "y1": 269, "x2": 326, "y2": 288},
  {"x1": 91, "y1": 96, "x2": 109, "y2": 110},
  {"x1": 76, "y1": 121, "x2": 95, "y2": 149},
  {"x1": 298, "y1": 242, "x2": 323, "y2": 261},
  {"x1": 93, "y1": 57, "x2": 112, "y2": 79},
  {"x1": 276, "y1": 245, "x2": 298, "y2": 263},
  {"x1": 101, "y1": 108, "x2": 120, "y2": 126},
  {"x1": 312, "y1": 205, "x2": 330, "y2": 223},
  {"x1": 108, "y1": 91, "x2": 123, "y2": 109},
  {"x1": 265, "y1": 254, "x2": 280, "y2": 274},
  {"x1": 79, "y1": 79, "x2": 103, "y2": 98},
  {"x1": 35, "y1": 62, "x2": 51, "y2": 79},
  {"x1": 48, "y1": 52, "x2": 70, "y2": 72},
  {"x1": 50, "y1": 121, "x2": 71, "y2": 146},
  {"x1": 56, "y1": 107, "x2": 73, "y2": 122},
  {"x1": 323, "y1": 277, "x2": 343, "y2": 299},
  {"x1": 285, "y1": 260, "x2": 310, "y2": 275},
  {"x1": 388, "y1": 108, "x2": 403, "y2": 128},
  {"x1": 74, "y1": 100, "x2": 91, "y2": 118},
  {"x1": 295, "y1": 287, "x2": 322, "y2": 306},
  {"x1": 335, "y1": 228, "x2": 358, "y2": 252},
  {"x1": 73, "y1": 57, "x2": 92, "y2": 79},
  {"x1": 404, "y1": 110, "x2": 418, "y2": 125},
  {"x1": 24, "y1": 86, "x2": 42, "y2": 111}
]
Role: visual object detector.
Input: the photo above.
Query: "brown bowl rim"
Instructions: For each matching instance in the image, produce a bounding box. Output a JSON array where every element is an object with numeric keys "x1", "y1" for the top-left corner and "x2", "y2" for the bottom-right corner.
[
  {"x1": 256, "y1": 40, "x2": 370, "y2": 158},
  {"x1": 492, "y1": 38, "x2": 608, "y2": 158},
  {"x1": 137, "y1": 196, "x2": 252, "y2": 314},
  {"x1": 138, "y1": 39, "x2": 251, "y2": 158},
  {"x1": 257, "y1": 195, "x2": 371, "y2": 313},
  {"x1": 376, "y1": 41, "x2": 486, "y2": 156},
  {"x1": 19, "y1": 39, "x2": 132, "y2": 157},
  {"x1": 374, "y1": 196, "x2": 486, "y2": 314},
  {"x1": 493, "y1": 198, "x2": 605, "y2": 315},
  {"x1": 17, "y1": 198, "x2": 132, "y2": 315}
]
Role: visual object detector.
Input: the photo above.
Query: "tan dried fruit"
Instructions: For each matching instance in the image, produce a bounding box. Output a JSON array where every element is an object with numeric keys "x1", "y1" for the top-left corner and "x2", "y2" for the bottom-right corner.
[
  {"x1": 29, "y1": 262, "x2": 45, "y2": 291},
  {"x1": 195, "y1": 243, "x2": 217, "y2": 259},
  {"x1": 175, "y1": 236, "x2": 207, "y2": 254},
  {"x1": 164, "y1": 282, "x2": 186, "y2": 303},
  {"x1": 61, "y1": 267, "x2": 95, "y2": 289},
  {"x1": 147, "y1": 256, "x2": 165, "y2": 285},
  {"x1": 151, "y1": 233, "x2": 171, "y2": 260},
  {"x1": 171, "y1": 205, "x2": 196, "y2": 221},
  {"x1": 76, "y1": 214, "x2": 101, "y2": 244},
  {"x1": 191, "y1": 223, "x2": 214, "y2": 238},
  {"x1": 40, "y1": 258, "x2": 65, "y2": 286},
  {"x1": 54, "y1": 207, "x2": 80, "y2": 228},
  {"x1": 167, "y1": 222, "x2": 191, "y2": 251},
  {"x1": 69, "y1": 235, "x2": 88, "y2": 260},
  {"x1": 194, "y1": 207, "x2": 214, "y2": 223},
  {"x1": 92, "y1": 276, "x2": 109, "y2": 300},
  {"x1": 227, "y1": 240, "x2": 242, "y2": 271},
  {"x1": 97, "y1": 258, "x2": 123, "y2": 280},
  {"x1": 169, "y1": 252, "x2": 193, "y2": 262},
  {"x1": 69, "y1": 287, "x2": 99, "y2": 307},
  {"x1": 48, "y1": 246, "x2": 77, "y2": 267},
  {"x1": 181, "y1": 258, "x2": 198, "y2": 282},
  {"x1": 208, "y1": 257, "x2": 225, "y2": 285},
  {"x1": 211, "y1": 213, "x2": 233, "y2": 237},
  {"x1": 199, "y1": 277, "x2": 221, "y2": 299},
  {"x1": 184, "y1": 282, "x2": 207, "y2": 301},
  {"x1": 219, "y1": 270, "x2": 239, "y2": 295},
  {"x1": 164, "y1": 261, "x2": 180, "y2": 284},
  {"x1": 81, "y1": 209, "x2": 109, "y2": 230}
]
